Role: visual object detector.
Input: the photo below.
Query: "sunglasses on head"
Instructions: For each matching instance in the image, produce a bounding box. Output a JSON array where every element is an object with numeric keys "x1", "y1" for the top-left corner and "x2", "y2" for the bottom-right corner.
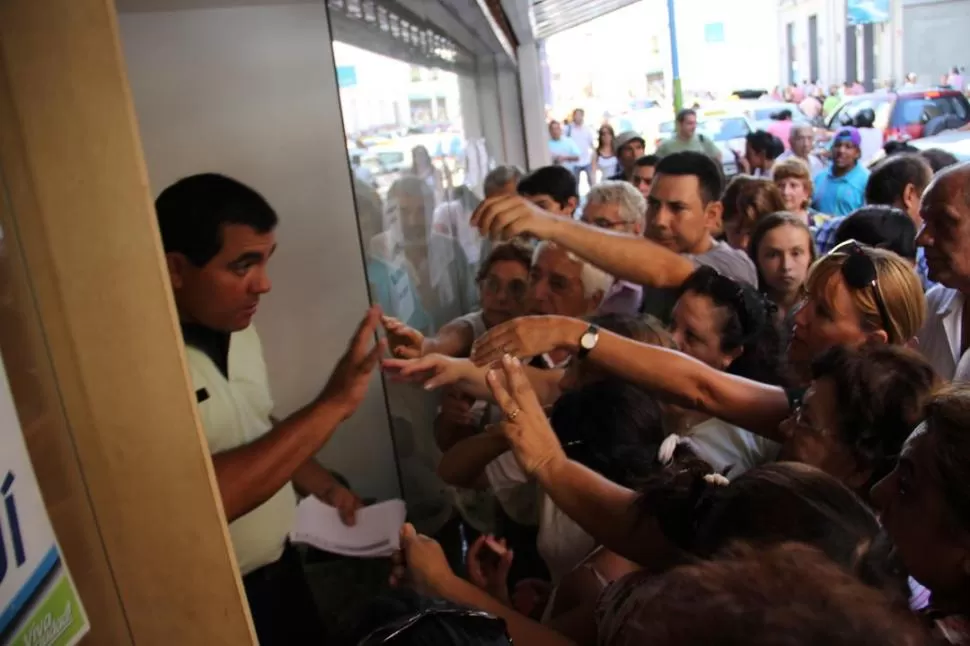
[
  {"x1": 828, "y1": 239, "x2": 893, "y2": 341},
  {"x1": 693, "y1": 267, "x2": 751, "y2": 334}
]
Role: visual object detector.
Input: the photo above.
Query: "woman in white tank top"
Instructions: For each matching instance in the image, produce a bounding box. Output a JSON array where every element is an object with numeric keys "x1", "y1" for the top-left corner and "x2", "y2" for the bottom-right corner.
[{"x1": 591, "y1": 124, "x2": 618, "y2": 183}]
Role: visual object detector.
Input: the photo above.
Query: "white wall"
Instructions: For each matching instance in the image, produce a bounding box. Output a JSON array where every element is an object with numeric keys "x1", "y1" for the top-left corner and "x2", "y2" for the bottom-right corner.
[{"x1": 117, "y1": 3, "x2": 401, "y2": 500}]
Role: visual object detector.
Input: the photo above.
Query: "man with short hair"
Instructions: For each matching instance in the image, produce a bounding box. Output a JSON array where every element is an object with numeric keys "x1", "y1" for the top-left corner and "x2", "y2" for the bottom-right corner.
[
  {"x1": 916, "y1": 163, "x2": 970, "y2": 381},
  {"x1": 155, "y1": 173, "x2": 382, "y2": 644},
  {"x1": 740, "y1": 130, "x2": 784, "y2": 177},
  {"x1": 517, "y1": 165, "x2": 580, "y2": 216},
  {"x1": 609, "y1": 131, "x2": 647, "y2": 182},
  {"x1": 470, "y1": 151, "x2": 756, "y2": 323},
  {"x1": 656, "y1": 109, "x2": 722, "y2": 161},
  {"x1": 565, "y1": 108, "x2": 596, "y2": 188},
  {"x1": 581, "y1": 181, "x2": 647, "y2": 314},
  {"x1": 547, "y1": 120, "x2": 581, "y2": 173},
  {"x1": 777, "y1": 125, "x2": 825, "y2": 176},
  {"x1": 812, "y1": 126, "x2": 869, "y2": 217},
  {"x1": 631, "y1": 154, "x2": 660, "y2": 201}
]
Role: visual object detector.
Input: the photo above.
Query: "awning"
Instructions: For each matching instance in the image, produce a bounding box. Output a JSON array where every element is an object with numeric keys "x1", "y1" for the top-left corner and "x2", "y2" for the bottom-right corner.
[{"x1": 531, "y1": 0, "x2": 642, "y2": 39}]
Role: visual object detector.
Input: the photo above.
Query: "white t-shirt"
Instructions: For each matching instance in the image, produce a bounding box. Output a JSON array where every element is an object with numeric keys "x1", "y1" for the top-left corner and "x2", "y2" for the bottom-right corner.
[
  {"x1": 186, "y1": 326, "x2": 296, "y2": 576},
  {"x1": 918, "y1": 284, "x2": 965, "y2": 382},
  {"x1": 485, "y1": 452, "x2": 595, "y2": 583},
  {"x1": 686, "y1": 418, "x2": 780, "y2": 479},
  {"x1": 568, "y1": 124, "x2": 596, "y2": 166}
]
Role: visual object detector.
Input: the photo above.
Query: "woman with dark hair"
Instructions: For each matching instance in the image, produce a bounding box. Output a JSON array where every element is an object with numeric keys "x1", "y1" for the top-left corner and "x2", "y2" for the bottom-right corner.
[
  {"x1": 873, "y1": 384, "x2": 970, "y2": 642},
  {"x1": 748, "y1": 211, "x2": 817, "y2": 321},
  {"x1": 590, "y1": 124, "x2": 618, "y2": 184},
  {"x1": 720, "y1": 175, "x2": 787, "y2": 251},
  {"x1": 410, "y1": 144, "x2": 445, "y2": 206},
  {"x1": 834, "y1": 205, "x2": 918, "y2": 263}
]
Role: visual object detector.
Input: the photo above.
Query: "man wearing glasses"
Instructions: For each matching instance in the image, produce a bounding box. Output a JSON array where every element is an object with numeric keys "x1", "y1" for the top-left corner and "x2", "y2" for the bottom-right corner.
[{"x1": 580, "y1": 181, "x2": 647, "y2": 315}]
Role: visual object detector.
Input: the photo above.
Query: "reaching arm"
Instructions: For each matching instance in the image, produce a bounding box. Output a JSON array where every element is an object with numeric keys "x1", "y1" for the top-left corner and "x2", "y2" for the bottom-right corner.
[
  {"x1": 438, "y1": 432, "x2": 509, "y2": 488},
  {"x1": 472, "y1": 316, "x2": 792, "y2": 441},
  {"x1": 471, "y1": 197, "x2": 695, "y2": 288},
  {"x1": 382, "y1": 316, "x2": 476, "y2": 359},
  {"x1": 211, "y1": 307, "x2": 384, "y2": 522}
]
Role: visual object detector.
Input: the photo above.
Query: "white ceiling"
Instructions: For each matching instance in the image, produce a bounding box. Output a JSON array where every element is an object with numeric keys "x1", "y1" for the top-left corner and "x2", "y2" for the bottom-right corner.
[{"x1": 529, "y1": 0, "x2": 642, "y2": 39}]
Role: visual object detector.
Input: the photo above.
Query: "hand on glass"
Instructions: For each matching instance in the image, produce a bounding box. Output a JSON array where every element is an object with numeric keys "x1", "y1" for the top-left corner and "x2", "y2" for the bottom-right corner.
[
  {"x1": 320, "y1": 306, "x2": 387, "y2": 420},
  {"x1": 467, "y1": 535, "x2": 514, "y2": 604},
  {"x1": 382, "y1": 353, "x2": 479, "y2": 391},
  {"x1": 470, "y1": 195, "x2": 558, "y2": 242},
  {"x1": 389, "y1": 523, "x2": 457, "y2": 597},
  {"x1": 471, "y1": 316, "x2": 581, "y2": 367},
  {"x1": 382, "y1": 316, "x2": 424, "y2": 359},
  {"x1": 486, "y1": 354, "x2": 567, "y2": 478}
]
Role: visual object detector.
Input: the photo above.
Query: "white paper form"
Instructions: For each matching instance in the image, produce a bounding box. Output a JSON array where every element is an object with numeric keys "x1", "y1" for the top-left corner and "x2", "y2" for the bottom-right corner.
[{"x1": 289, "y1": 497, "x2": 407, "y2": 558}]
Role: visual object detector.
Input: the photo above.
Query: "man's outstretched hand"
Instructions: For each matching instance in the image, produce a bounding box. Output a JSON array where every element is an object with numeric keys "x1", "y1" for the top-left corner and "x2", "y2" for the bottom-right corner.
[{"x1": 320, "y1": 305, "x2": 387, "y2": 420}]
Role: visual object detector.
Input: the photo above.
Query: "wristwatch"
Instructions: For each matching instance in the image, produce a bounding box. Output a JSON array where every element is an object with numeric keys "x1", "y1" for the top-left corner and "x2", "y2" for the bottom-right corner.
[{"x1": 577, "y1": 324, "x2": 600, "y2": 360}]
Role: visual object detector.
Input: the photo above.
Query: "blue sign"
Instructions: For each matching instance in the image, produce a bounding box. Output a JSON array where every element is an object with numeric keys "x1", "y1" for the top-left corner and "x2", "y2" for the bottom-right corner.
[
  {"x1": 336, "y1": 66, "x2": 357, "y2": 89},
  {"x1": 847, "y1": 0, "x2": 890, "y2": 25},
  {"x1": 704, "y1": 22, "x2": 725, "y2": 43}
]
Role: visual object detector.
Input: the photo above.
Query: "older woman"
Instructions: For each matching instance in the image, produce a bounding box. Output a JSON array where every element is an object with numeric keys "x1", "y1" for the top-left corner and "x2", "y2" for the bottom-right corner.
[{"x1": 773, "y1": 157, "x2": 825, "y2": 229}]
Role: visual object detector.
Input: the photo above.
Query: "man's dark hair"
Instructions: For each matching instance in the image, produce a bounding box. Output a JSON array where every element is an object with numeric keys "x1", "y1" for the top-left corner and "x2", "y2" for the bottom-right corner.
[
  {"x1": 745, "y1": 130, "x2": 785, "y2": 160},
  {"x1": 676, "y1": 108, "x2": 697, "y2": 123},
  {"x1": 919, "y1": 147, "x2": 960, "y2": 174},
  {"x1": 882, "y1": 140, "x2": 919, "y2": 156},
  {"x1": 155, "y1": 173, "x2": 278, "y2": 267},
  {"x1": 635, "y1": 154, "x2": 661, "y2": 168},
  {"x1": 517, "y1": 165, "x2": 579, "y2": 208},
  {"x1": 834, "y1": 206, "x2": 918, "y2": 260},
  {"x1": 654, "y1": 151, "x2": 725, "y2": 204},
  {"x1": 865, "y1": 154, "x2": 933, "y2": 207}
]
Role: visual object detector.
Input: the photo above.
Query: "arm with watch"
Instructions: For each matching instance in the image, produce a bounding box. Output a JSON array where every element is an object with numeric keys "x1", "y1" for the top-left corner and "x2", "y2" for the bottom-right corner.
[{"x1": 471, "y1": 316, "x2": 791, "y2": 442}]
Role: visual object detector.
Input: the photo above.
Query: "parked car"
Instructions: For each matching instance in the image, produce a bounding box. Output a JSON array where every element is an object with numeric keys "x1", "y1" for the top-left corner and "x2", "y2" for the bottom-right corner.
[
  {"x1": 733, "y1": 100, "x2": 812, "y2": 130},
  {"x1": 826, "y1": 88, "x2": 970, "y2": 142},
  {"x1": 909, "y1": 129, "x2": 970, "y2": 162}
]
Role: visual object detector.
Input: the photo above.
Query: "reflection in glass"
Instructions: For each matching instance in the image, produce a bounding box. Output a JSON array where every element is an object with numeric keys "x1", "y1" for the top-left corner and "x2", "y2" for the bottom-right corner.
[{"x1": 332, "y1": 36, "x2": 496, "y2": 544}]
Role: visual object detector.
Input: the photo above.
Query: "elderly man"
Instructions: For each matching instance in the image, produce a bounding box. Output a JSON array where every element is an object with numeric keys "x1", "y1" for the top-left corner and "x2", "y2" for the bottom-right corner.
[
  {"x1": 579, "y1": 181, "x2": 647, "y2": 315},
  {"x1": 776, "y1": 124, "x2": 825, "y2": 176},
  {"x1": 483, "y1": 165, "x2": 524, "y2": 198},
  {"x1": 917, "y1": 163, "x2": 970, "y2": 381}
]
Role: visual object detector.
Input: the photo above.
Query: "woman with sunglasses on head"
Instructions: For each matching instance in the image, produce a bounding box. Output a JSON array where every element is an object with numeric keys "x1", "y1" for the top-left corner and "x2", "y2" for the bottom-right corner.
[{"x1": 590, "y1": 124, "x2": 617, "y2": 185}]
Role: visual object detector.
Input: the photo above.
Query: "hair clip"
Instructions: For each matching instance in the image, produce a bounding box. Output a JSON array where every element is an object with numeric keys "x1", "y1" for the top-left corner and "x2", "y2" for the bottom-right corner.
[
  {"x1": 658, "y1": 434, "x2": 682, "y2": 465},
  {"x1": 703, "y1": 473, "x2": 730, "y2": 487}
]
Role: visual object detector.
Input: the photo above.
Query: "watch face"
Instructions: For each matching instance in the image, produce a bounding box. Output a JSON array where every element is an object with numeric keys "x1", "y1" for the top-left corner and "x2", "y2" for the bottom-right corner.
[{"x1": 581, "y1": 332, "x2": 597, "y2": 350}]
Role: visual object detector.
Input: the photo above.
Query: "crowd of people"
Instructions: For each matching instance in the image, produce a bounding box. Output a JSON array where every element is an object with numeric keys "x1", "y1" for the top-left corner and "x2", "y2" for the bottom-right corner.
[{"x1": 159, "y1": 84, "x2": 970, "y2": 643}]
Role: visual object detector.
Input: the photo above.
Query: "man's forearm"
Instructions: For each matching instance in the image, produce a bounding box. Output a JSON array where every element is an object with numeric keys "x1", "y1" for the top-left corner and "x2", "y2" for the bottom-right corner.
[
  {"x1": 292, "y1": 458, "x2": 340, "y2": 500},
  {"x1": 546, "y1": 218, "x2": 694, "y2": 288},
  {"x1": 212, "y1": 398, "x2": 349, "y2": 522}
]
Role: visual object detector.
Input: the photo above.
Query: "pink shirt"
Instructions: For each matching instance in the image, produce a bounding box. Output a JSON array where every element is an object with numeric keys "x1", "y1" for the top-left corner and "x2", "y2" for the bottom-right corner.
[{"x1": 767, "y1": 121, "x2": 795, "y2": 150}]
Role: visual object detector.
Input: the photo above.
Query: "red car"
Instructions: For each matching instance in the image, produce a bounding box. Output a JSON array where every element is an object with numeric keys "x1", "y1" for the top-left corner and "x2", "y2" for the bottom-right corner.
[{"x1": 825, "y1": 88, "x2": 970, "y2": 142}]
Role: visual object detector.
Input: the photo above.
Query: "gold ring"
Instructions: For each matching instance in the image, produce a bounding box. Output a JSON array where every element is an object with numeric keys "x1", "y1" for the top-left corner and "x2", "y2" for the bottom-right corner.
[{"x1": 507, "y1": 408, "x2": 521, "y2": 422}]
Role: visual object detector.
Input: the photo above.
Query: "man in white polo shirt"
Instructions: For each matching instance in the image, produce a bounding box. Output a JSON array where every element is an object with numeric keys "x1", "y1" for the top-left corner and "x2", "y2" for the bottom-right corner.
[{"x1": 155, "y1": 173, "x2": 384, "y2": 645}]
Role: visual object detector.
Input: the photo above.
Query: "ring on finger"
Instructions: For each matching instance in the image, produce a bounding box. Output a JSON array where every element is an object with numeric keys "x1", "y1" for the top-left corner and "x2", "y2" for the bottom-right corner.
[{"x1": 507, "y1": 408, "x2": 521, "y2": 422}]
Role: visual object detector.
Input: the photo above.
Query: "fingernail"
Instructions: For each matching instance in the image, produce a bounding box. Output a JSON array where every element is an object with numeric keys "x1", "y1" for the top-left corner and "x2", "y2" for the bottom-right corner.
[
  {"x1": 486, "y1": 369, "x2": 496, "y2": 381},
  {"x1": 512, "y1": 356, "x2": 521, "y2": 367},
  {"x1": 503, "y1": 353, "x2": 512, "y2": 364}
]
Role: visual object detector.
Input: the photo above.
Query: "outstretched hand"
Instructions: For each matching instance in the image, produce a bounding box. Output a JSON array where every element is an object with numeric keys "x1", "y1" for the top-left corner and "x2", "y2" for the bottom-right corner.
[
  {"x1": 470, "y1": 195, "x2": 559, "y2": 242},
  {"x1": 382, "y1": 354, "x2": 479, "y2": 391},
  {"x1": 389, "y1": 523, "x2": 456, "y2": 597},
  {"x1": 467, "y1": 535, "x2": 514, "y2": 604},
  {"x1": 471, "y1": 315, "x2": 581, "y2": 367},
  {"x1": 382, "y1": 316, "x2": 425, "y2": 359},
  {"x1": 320, "y1": 305, "x2": 387, "y2": 419},
  {"x1": 485, "y1": 354, "x2": 567, "y2": 478}
]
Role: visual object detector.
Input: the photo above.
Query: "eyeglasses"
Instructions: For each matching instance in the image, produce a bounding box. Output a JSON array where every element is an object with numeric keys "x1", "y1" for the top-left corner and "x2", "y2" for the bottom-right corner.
[
  {"x1": 583, "y1": 216, "x2": 629, "y2": 230},
  {"x1": 481, "y1": 275, "x2": 528, "y2": 301},
  {"x1": 828, "y1": 239, "x2": 893, "y2": 342}
]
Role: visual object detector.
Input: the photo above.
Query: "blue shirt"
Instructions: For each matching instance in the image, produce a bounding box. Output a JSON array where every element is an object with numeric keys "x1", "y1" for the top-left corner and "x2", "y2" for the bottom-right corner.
[
  {"x1": 812, "y1": 163, "x2": 870, "y2": 217},
  {"x1": 548, "y1": 137, "x2": 581, "y2": 171}
]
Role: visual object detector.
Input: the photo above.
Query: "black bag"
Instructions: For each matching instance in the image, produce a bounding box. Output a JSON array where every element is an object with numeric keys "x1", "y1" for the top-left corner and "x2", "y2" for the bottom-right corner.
[{"x1": 348, "y1": 588, "x2": 512, "y2": 646}]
